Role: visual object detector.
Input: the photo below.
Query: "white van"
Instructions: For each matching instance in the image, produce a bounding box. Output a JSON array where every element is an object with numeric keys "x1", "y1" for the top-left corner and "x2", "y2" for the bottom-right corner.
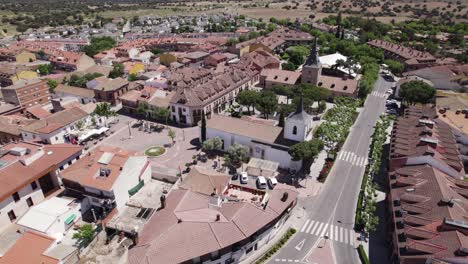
[
  {"x1": 268, "y1": 177, "x2": 278, "y2": 189},
  {"x1": 257, "y1": 176, "x2": 267, "y2": 189},
  {"x1": 240, "y1": 172, "x2": 248, "y2": 184}
]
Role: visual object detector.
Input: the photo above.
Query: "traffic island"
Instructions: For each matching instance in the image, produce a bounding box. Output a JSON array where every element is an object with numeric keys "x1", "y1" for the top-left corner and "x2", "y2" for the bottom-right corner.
[{"x1": 144, "y1": 146, "x2": 166, "y2": 157}]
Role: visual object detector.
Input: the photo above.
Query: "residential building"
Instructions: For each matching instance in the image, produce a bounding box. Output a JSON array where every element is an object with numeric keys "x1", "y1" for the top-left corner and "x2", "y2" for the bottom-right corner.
[
  {"x1": 20, "y1": 106, "x2": 91, "y2": 144},
  {"x1": 92, "y1": 77, "x2": 130, "y2": 105},
  {"x1": 1, "y1": 79, "x2": 51, "y2": 108},
  {"x1": 259, "y1": 68, "x2": 302, "y2": 89},
  {"x1": 61, "y1": 146, "x2": 152, "y2": 220},
  {"x1": 204, "y1": 53, "x2": 227, "y2": 67},
  {"x1": 170, "y1": 67, "x2": 257, "y2": 126},
  {"x1": 0, "y1": 231, "x2": 79, "y2": 264},
  {"x1": 54, "y1": 84, "x2": 96, "y2": 104},
  {"x1": 128, "y1": 168, "x2": 298, "y2": 264},
  {"x1": 0, "y1": 116, "x2": 34, "y2": 144},
  {"x1": 0, "y1": 141, "x2": 82, "y2": 228},
  {"x1": 17, "y1": 196, "x2": 81, "y2": 238},
  {"x1": 402, "y1": 64, "x2": 468, "y2": 91},
  {"x1": 387, "y1": 106, "x2": 467, "y2": 264},
  {"x1": 367, "y1": 39, "x2": 437, "y2": 71}
]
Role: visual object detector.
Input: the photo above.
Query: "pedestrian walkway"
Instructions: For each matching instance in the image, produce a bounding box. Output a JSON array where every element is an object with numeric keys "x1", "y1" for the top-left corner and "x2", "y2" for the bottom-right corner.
[
  {"x1": 336, "y1": 150, "x2": 367, "y2": 168},
  {"x1": 309, "y1": 150, "x2": 327, "y2": 178},
  {"x1": 299, "y1": 219, "x2": 356, "y2": 247},
  {"x1": 370, "y1": 91, "x2": 387, "y2": 98}
]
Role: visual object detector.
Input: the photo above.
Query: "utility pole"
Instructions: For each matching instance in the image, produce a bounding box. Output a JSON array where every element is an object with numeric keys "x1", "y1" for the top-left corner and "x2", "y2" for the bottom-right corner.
[{"x1": 128, "y1": 121, "x2": 132, "y2": 139}]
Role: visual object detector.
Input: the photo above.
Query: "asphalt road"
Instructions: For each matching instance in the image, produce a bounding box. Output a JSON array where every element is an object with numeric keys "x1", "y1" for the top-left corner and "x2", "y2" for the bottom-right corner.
[{"x1": 268, "y1": 76, "x2": 392, "y2": 264}]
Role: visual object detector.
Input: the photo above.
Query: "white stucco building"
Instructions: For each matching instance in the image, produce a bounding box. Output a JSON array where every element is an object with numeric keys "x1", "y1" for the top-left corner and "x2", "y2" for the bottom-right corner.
[
  {"x1": 61, "y1": 146, "x2": 152, "y2": 220},
  {"x1": 203, "y1": 99, "x2": 313, "y2": 170},
  {"x1": 0, "y1": 142, "x2": 82, "y2": 232}
]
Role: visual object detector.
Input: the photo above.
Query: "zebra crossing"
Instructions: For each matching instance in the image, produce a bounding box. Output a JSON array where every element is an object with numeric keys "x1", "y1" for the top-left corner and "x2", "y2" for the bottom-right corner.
[
  {"x1": 370, "y1": 91, "x2": 387, "y2": 98},
  {"x1": 299, "y1": 219, "x2": 356, "y2": 246},
  {"x1": 337, "y1": 150, "x2": 367, "y2": 168}
]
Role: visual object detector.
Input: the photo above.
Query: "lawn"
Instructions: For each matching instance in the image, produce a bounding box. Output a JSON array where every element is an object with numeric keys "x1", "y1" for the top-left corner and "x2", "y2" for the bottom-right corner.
[{"x1": 144, "y1": 146, "x2": 166, "y2": 157}]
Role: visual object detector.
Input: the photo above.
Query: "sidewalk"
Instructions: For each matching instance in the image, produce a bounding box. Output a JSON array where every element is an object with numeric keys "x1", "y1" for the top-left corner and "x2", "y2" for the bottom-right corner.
[{"x1": 239, "y1": 206, "x2": 306, "y2": 264}]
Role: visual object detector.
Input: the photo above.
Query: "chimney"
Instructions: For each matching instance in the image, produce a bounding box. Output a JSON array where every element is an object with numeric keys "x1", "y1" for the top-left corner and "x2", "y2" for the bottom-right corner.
[
  {"x1": 281, "y1": 192, "x2": 289, "y2": 202},
  {"x1": 216, "y1": 214, "x2": 220, "y2": 222}
]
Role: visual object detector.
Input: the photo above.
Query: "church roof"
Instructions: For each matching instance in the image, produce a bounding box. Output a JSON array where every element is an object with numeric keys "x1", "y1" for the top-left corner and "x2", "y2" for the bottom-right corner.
[
  {"x1": 304, "y1": 37, "x2": 321, "y2": 67},
  {"x1": 287, "y1": 96, "x2": 313, "y2": 122}
]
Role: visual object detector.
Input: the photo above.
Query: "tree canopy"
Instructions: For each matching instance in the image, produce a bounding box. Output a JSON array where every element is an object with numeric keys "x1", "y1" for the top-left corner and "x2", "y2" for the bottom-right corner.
[
  {"x1": 109, "y1": 63, "x2": 124, "y2": 78},
  {"x1": 83, "y1": 37, "x2": 116, "y2": 57},
  {"x1": 288, "y1": 139, "x2": 324, "y2": 161},
  {"x1": 256, "y1": 90, "x2": 277, "y2": 119},
  {"x1": 236, "y1": 89, "x2": 260, "y2": 115},
  {"x1": 399, "y1": 80, "x2": 436, "y2": 105}
]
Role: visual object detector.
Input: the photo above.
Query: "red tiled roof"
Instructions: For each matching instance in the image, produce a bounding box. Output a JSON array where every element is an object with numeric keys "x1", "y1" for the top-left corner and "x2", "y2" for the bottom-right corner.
[{"x1": 0, "y1": 231, "x2": 58, "y2": 264}]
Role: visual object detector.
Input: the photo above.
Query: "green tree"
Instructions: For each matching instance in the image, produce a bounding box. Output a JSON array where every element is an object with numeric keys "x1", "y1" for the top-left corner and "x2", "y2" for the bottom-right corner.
[
  {"x1": 109, "y1": 63, "x2": 124, "y2": 78},
  {"x1": 399, "y1": 80, "x2": 436, "y2": 105},
  {"x1": 226, "y1": 38, "x2": 239, "y2": 46},
  {"x1": 127, "y1": 73, "x2": 138, "y2": 81},
  {"x1": 168, "y1": 129, "x2": 176, "y2": 145},
  {"x1": 93, "y1": 102, "x2": 115, "y2": 118},
  {"x1": 37, "y1": 64, "x2": 52, "y2": 75},
  {"x1": 288, "y1": 139, "x2": 324, "y2": 161},
  {"x1": 256, "y1": 90, "x2": 277, "y2": 119},
  {"x1": 46, "y1": 79, "x2": 58, "y2": 93},
  {"x1": 282, "y1": 62, "x2": 297, "y2": 71},
  {"x1": 202, "y1": 137, "x2": 223, "y2": 154},
  {"x1": 201, "y1": 111, "x2": 207, "y2": 142},
  {"x1": 152, "y1": 107, "x2": 170, "y2": 124},
  {"x1": 224, "y1": 144, "x2": 250, "y2": 168},
  {"x1": 272, "y1": 85, "x2": 294, "y2": 101},
  {"x1": 384, "y1": 59, "x2": 404, "y2": 75},
  {"x1": 72, "y1": 224, "x2": 95, "y2": 247},
  {"x1": 236, "y1": 89, "x2": 260, "y2": 115},
  {"x1": 137, "y1": 101, "x2": 150, "y2": 118},
  {"x1": 83, "y1": 36, "x2": 116, "y2": 57}
]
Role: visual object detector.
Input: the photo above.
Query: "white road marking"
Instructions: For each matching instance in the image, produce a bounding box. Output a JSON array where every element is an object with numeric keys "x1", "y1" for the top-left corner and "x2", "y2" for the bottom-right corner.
[
  {"x1": 320, "y1": 223, "x2": 329, "y2": 238},
  {"x1": 300, "y1": 219, "x2": 310, "y2": 233},
  {"x1": 313, "y1": 222, "x2": 324, "y2": 236},
  {"x1": 329, "y1": 225, "x2": 334, "y2": 240},
  {"x1": 295, "y1": 239, "x2": 306, "y2": 251},
  {"x1": 307, "y1": 221, "x2": 320, "y2": 234},
  {"x1": 335, "y1": 225, "x2": 339, "y2": 241},
  {"x1": 350, "y1": 230, "x2": 355, "y2": 246},
  {"x1": 340, "y1": 227, "x2": 343, "y2": 242},
  {"x1": 344, "y1": 228, "x2": 348, "y2": 244}
]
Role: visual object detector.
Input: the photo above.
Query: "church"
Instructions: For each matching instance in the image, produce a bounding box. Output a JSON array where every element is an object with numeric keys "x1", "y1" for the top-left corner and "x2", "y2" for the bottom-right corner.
[
  {"x1": 260, "y1": 38, "x2": 359, "y2": 97},
  {"x1": 203, "y1": 97, "x2": 313, "y2": 170}
]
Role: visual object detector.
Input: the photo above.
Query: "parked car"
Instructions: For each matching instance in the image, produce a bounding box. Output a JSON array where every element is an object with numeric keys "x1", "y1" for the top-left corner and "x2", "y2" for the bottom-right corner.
[
  {"x1": 386, "y1": 109, "x2": 397, "y2": 115},
  {"x1": 256, "y1": 176, "x2": 267, "y2": 189},
  {"x1": 268, "y1": 177, "x2": 278, "y2": 189},
  {"x1": 313, "y1": 116, "x2": 321, "y2": 121},
  {"x1": 240, "y1": 172, "x2": 248, "y2": 184},
  {"x1": 231, "y1": 173, "x2": 239, "y2": 181}
]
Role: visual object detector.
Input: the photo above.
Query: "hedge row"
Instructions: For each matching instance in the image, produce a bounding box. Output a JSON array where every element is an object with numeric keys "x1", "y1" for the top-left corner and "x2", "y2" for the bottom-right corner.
[
  {"x1": 357, "y1": 245, "x2": 370, "y2": 264},
  {"x1": 255, "y1": 228, "x2": 297, "y2": 264},
  {"x1": 355, "y1": 165, "x2": 370, "y2": 230}
]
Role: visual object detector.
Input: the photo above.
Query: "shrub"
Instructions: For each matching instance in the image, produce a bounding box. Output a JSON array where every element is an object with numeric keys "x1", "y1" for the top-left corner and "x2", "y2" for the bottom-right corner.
[
  {"x1": 357, "y1": 245, "x2": 370, "y2": 264},
  {"x1": 255, "y1": 228, "x2": 297, "y2": 264}
]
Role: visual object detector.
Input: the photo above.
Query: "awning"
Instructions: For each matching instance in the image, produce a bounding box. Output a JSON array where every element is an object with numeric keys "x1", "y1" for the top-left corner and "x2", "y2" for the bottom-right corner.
[
  {"x1": 65, "y1": 214, "x2": 76, "y2": 225},
  {"x1": 128, "y1": 181, "x2": 144, "y2": 197}
]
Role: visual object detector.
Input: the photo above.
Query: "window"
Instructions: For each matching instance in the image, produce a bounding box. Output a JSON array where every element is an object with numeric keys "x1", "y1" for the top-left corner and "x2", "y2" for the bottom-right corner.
[
  {"x1": 12, "y1": 192, "x2": 20, "y2": 202},
  {"x1": 26, "y1": 197, "x2": 34, "y2": 207},
  {"x1": 68, "y1": 160, "x2": 72, "y2": 165},
  {"x1": 55, "y1": 136, "x2": 59, "y2": 141},
  {"x1": 171, "y1": 106, "x2": 175, "y2": 112},
  {"x1": 7, "y1": 210, "x2": 16, "y2": 222},
  {"x1": 31, "y1": 181, "x2": 38, "y2": 190},
  {"x1": 292, "y1": 126, "x2": 297, "y2": 135}
]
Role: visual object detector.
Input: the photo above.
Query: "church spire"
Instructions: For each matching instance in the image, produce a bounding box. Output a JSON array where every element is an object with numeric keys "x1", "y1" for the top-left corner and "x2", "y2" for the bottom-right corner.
[
  {"x1": 305, "y1": 37, "x2": 320, "y2": 66},
  {"x1": 295, "y1": 94, "x2": 304, "y2": 114}
]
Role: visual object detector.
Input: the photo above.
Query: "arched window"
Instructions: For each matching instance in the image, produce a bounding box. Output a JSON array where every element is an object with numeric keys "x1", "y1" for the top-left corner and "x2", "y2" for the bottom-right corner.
[{"x1": 292, "y1": 126, "x2": 297, "y2": 135}]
